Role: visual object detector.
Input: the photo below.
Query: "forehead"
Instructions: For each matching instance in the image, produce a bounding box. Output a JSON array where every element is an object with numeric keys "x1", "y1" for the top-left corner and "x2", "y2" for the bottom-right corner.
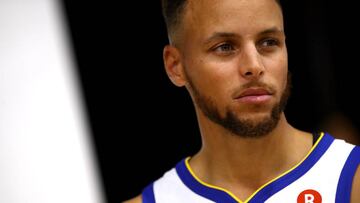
[{"x1": 183, "y1": 0, "x2": 283, "y2": 37}]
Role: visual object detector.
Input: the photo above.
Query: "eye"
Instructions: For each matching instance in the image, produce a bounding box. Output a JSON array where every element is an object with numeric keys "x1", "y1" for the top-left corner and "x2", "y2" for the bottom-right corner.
[
  {"x1": 259, "y1": 38, "x2": 280, "y2": 48},
  {"x1": 212, "y1": 43, "x2": 236, "y2": 55},
  {"x1": 257, "y1": 38, "x2": 281, "y2": 52}
]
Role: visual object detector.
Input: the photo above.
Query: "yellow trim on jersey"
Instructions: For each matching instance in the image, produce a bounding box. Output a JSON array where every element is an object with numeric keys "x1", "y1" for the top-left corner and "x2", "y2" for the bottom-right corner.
[
  {"x1": 185, "y1": 157, "x2": 244, "y2": 203},
  {"x1": 185, "y1": 132, "x2": 325, "y2": 203},
  {"x1": 243, "y1": 132, "x2": 324, "y2": 202}
]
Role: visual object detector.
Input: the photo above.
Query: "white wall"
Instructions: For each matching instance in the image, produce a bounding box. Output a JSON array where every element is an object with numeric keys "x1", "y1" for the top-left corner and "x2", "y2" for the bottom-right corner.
[{"x1": 0, "y1": 0, "x2": 105, "y2": 202}]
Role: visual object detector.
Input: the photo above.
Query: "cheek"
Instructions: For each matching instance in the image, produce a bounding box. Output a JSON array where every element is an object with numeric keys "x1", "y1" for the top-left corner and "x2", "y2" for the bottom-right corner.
[
  {"x1": 277, "y1": 60, "x2": 288, "y2": 90},
  {"x1": 278, "y1": 69, "x2": 288, "y2": 96},
  {"x1": 263, "y1": 57, "x2": 288, "y2": 93},
  {"x1": 187, "y1": 59, "x2": 234, "y2": 98}
]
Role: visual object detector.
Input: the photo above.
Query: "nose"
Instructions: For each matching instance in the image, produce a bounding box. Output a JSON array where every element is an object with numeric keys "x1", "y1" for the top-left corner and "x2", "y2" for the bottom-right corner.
[{"x1": 238, "y1": 44, "x2": 265, "y2": 79}]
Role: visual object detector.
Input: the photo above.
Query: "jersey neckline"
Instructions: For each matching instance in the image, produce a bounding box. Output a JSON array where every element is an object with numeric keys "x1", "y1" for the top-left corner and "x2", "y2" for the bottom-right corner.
[{"x1": 175, "y1": 132, "x2": 334, "y2": 203}]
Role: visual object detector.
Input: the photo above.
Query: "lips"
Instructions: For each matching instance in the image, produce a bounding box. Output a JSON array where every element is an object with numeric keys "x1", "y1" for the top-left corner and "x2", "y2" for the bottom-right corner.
[
  {"x1": 238, "y1": 88, "x2": 271, "y2": 98},
  {"x1": 234, "y1": 88, "x2": 273, "y2": 103}
]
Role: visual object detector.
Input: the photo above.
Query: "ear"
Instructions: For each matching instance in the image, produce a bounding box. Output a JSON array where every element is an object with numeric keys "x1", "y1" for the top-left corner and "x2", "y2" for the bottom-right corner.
[{"x1": 163, "y1": 45, "x2": 186, "y2": 87}]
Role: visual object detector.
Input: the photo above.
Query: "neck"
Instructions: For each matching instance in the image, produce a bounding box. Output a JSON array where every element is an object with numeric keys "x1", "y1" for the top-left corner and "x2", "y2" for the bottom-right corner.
[{"x1": 189, "y1": 113, "x2": 312, "y2": 199}]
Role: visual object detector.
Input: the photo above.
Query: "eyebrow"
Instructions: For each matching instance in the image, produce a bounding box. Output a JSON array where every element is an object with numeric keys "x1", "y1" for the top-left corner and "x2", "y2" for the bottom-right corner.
[
  {"x1": 203, "y1": 32, "x2": 238, "y2": 45},
  {"x1": 259, "y1": 27, "x2": 284, "y2": 36},
  {"x1": 203, "y1": 27, "x2": 284, "y2": 45}
]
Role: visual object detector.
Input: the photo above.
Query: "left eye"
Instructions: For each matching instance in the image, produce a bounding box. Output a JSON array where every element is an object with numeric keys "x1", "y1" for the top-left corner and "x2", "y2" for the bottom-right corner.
[{"x1": 260, "y1": 39, "x2": 279, "y2": 47}]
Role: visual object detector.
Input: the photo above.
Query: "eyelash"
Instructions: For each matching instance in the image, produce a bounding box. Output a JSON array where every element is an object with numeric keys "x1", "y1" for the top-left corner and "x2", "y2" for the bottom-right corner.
[
  {"x1": 259, "y1": 38, "x2": 280, "y2": 47},
  {"x1": 214, "y1": 43, "x2": 235, "y2": 53},
  {"x1": 211, "y1": 38, "x2": 281, "y2": 55}
]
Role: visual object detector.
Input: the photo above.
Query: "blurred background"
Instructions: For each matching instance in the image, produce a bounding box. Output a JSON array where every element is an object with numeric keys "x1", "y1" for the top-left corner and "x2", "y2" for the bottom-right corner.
[{"x1": 1, "y1": 0, "x2": 359, "y2": 202}]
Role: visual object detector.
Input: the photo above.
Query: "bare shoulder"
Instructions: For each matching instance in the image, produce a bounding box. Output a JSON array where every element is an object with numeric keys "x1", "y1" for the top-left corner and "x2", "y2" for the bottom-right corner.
[
  {"x1": 123, "y1": 194, "x2": 142, "y2": 203},
  {"x1": 351, "y1": 165, "x2": 360, "y2": 203}
]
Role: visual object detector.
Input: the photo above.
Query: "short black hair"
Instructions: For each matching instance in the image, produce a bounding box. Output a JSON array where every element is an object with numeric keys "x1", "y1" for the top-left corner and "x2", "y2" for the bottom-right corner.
[
  {"x1": 161, "y1": 0, "x2": 188, "y2": 43},
  {"x1": 161, "y1": 0, "x2": 282, "y2": 43}
]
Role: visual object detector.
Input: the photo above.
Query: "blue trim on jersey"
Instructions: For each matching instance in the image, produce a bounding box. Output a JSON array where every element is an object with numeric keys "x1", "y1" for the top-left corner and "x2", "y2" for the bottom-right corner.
[
  {"x1": 176, "y1": 160, "x2": 238, "y2": 203},
  {"x1": 335, "y1": 146, "x2": 360, "y2": 203},
  {"x1": 142, "y1": 182, "x2": 156, "y2": 203},
  {"x1": 248, "y1": 133, "x2": 334, "y2": 202},
  {"x1": 175, "y1": 133, "x2": 334, "y2": 203}
]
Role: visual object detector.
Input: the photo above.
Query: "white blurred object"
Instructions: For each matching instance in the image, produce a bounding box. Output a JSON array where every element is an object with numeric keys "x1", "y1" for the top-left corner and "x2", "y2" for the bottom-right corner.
[{"x1": 0, "y1": 0, "x2": 105, "y2": 202}]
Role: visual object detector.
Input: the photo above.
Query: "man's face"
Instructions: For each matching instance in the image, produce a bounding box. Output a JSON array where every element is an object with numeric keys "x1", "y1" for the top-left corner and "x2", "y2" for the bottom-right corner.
[{"x1": 176, "y1": 0, "x2": 288, "y2": 137}]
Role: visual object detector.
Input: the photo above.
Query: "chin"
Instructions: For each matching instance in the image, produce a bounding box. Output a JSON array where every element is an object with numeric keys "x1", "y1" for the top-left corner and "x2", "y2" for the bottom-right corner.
[
  {"x1": 234, "y1": 105, "x2": 273, "y2": 116},
  {"x1": 238, "y1": 112, "x2": 272, "y2": 123}
]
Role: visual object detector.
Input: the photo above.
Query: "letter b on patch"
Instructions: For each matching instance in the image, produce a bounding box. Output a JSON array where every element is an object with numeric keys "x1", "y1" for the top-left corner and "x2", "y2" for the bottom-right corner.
[{"x1": 297, "y1": 189, "x2": 322, "y2": 203}]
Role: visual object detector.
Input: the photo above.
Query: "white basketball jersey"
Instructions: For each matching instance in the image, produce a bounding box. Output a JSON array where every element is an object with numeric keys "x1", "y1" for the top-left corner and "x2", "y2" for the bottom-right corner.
[{"x1": 142, "y1": 133, "x2": 360, "y2": 203}]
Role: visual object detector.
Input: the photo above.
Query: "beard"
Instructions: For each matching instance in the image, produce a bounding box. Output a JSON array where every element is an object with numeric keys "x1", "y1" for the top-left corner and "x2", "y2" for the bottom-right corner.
[{"x1": 187, "y1": 73, "x2": 291, "y2": 138}]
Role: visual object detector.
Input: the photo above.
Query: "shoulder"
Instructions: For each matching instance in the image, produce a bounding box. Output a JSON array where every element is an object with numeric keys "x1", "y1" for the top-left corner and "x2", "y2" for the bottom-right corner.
[
  {"x1": 123, "y1": 194, "x2": 142, "y2": 203},
  {"x1": 350, "y1": 146, "x2": 360, "y2": 203},
  {"x1": 122, "y1": 160, "x2": 184, "y2": 203},
  {"x1": 351, "y1": 157, "x2": 360, "y2": 202}
]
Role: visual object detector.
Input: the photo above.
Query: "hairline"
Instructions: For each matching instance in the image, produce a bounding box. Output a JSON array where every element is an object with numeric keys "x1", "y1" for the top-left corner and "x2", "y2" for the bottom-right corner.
[{"x1": 164, "y1": 0, "x2": 282, "y2": 46}]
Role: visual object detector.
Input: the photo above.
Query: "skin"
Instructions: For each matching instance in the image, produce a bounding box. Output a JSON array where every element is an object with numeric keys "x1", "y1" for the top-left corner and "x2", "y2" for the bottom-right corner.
[
  {"x1": 167, "y1": 0, "x2": 312, "y2": 200},
  {"x1": 123, "y1": 195, "x2": 141, "y2": 203},
  {"x1": 125, "y1": 0, "x2": 360, "y2": 201},
  {"x1": 351, "y1": 166, "x2": 360, "y2": 202}
]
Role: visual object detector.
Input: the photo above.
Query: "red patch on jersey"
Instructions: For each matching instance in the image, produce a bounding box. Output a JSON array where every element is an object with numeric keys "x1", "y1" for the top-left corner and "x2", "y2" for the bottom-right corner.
[{"x1": 297, "y1": 189, "x2": 322, "y2": 203}]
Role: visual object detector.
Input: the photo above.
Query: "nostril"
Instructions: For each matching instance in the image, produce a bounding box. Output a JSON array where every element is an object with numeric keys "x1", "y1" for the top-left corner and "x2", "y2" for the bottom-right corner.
[{"x1": 245, "y1": 71, "x2": 253, "y2": 76}]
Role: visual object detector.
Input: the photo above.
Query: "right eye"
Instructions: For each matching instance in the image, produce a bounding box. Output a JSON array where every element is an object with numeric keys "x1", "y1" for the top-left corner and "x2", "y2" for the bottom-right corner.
[
  {"x1": 213, "y1": 43, "x2": 236, "y2": 55},
  {"x1": 215, "y1": 43, "x2": 234, "y2": 52}
]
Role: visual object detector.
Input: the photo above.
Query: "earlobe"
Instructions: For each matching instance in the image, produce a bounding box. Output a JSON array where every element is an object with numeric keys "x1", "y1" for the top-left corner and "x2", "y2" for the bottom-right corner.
[{"x1": 163, "y1": 45, "x2": 186, "y2": 87}]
